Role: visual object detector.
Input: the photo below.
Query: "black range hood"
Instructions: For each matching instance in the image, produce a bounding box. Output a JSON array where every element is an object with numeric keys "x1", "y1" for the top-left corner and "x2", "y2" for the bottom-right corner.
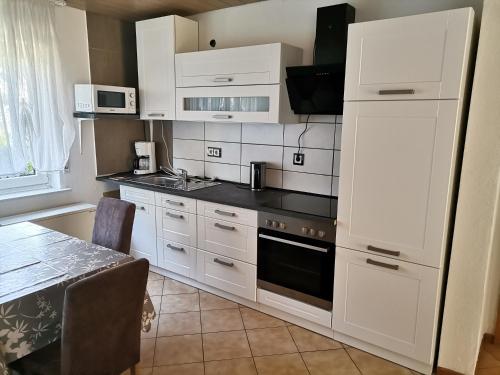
[{"x1": 286, "y1": 3, "x2": 355, "y2": 115}]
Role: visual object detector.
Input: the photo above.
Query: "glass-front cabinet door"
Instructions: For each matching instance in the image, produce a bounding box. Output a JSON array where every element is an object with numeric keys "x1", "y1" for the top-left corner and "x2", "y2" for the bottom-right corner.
[{"x1": 176, "y1": 85, "x2": 282, "y2": 123}]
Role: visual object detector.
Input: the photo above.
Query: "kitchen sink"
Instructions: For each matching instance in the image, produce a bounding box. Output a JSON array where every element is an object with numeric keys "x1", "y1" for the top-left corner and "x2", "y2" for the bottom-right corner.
[{"x1": 130, "y1": 174, "x2": 220, "y2": 191}]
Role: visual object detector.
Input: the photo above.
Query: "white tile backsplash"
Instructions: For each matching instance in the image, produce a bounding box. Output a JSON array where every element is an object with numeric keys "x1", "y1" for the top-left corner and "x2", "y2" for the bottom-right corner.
[
  {"x1": 205, "y1": 122, "x2": 241, "y2": 142},
  {"x1": 299, "y1": 114, "x2": 336, "y2": 124},
  {"x1": 334, "y1": 123, "x2": 342, "y2": 150},
  {"x1": 172, "y1": 121, "x2": 204, "y2": 140},
  {"x1": 204, "y1": 162, "x2": 240, "y2": 182},
  {"x1": 241, "y1": 123, "x2": 283, "y2": 145},
  {"x1": 173, "y1": 158, "x2": 205, "y2": 177},
  {"x1": 284, "y1": 123, "x2": 335, "y2": 150},
  {"x1": 241, "y1": 144, "x2": 283, "y2": 169},
  {"x1": 283, "y1": 147, "x2": 333, "y2": 175},
  {"x1": 283, "y1": 171, "x2": 332, "y2": 196},
  {"x1": 204, "y1": 141, "x2": 241, "y2": 165},
  {"x1": 172, "y1": 139, "x2": 204, "y2": 160},
  {"x1": 333, "y1": 150, "x2": 341, "y2": 177},
  {"x1": 331, "y1": 176, "x2": 339, "y2": 197},
  {"x1": 240, "y1": 166, "x2": 283, "y2": 188}
]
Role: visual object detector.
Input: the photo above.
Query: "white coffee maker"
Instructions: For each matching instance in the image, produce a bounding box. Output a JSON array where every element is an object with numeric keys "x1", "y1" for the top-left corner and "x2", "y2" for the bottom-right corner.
[{"x1": 134, "y1": 141, "x2": 157, "y2": 175}]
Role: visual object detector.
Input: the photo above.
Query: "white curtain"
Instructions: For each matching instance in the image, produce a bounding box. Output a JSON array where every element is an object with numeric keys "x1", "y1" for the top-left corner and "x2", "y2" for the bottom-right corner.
[{"x1": 0, "y1": 0, "x2": 74, "y2": 176}]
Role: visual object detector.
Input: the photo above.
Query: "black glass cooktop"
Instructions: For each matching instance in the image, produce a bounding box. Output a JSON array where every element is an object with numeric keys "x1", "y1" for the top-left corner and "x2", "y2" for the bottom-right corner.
[{"x1": 261, "y1": 192, "x2": 338, "y2": 219}]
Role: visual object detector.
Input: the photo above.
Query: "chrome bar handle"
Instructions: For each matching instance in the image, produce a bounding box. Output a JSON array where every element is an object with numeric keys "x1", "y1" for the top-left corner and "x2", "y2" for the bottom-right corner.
[
  {"x1": 366, "y1": 258, "x2": 399, "y2": 271},
  {"x1": 378, "y1": 89, "x2": 415, "y2": 95},
  {"x1": 166, "y1": 212, "x2": 184, "y2": 220},
  {"x1": 214, "y1": 222, "x2": 236, "y2": 231},
  {"x1": 214, "y1": 209, "x2": 236, "y2": 217},
  {"x1": 165, "y1": 199, "x2": 184, "y2": 207},
  {"x1": 167, "y1": 244, "x2": 185, "y2": 252},
  {"x1": 367, "y1": 245, "x2": 400, "y2": 257},
  {"x1": 214, "y1": 258, "x2": 234, "y2": 267},
  {"x1": 212, "y1": 114, "x2": 232, "y2": 120},
  {"x1": 213, "y1": 77, "x2": 233, "y2": 82},
  {"x1": 148, "y1": 113, "x2": 165, "y2": 117},
  {"x1": 136, "y1": 206, "x2": 146, "y2": 211}
]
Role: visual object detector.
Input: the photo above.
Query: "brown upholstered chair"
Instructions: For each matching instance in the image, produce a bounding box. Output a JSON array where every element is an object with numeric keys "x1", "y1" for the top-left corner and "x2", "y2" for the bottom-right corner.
[
  {"x1": 92, "y1": 197, "x2": 136, "y2": 255},
  {"x1": 9, "y1": 258, "x2": 149, "y2": 375}
]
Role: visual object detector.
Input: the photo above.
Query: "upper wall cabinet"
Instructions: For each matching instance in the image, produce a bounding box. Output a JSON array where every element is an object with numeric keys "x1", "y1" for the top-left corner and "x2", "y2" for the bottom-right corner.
[
  {"x1": 344, "y1": 8, "x2": 474, "y2": 101},
  {"x1": 175, "y1": 43, "x2": 302, "y2": 123},
  {"x1": 136, "y1": 16, "x2": 198, "y2": 120}
]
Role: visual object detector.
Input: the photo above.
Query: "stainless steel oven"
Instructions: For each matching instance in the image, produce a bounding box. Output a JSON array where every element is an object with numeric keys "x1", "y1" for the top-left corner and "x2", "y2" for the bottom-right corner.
[{"x1": 257, "y1": 211, "x2": 336, "y2": 310}]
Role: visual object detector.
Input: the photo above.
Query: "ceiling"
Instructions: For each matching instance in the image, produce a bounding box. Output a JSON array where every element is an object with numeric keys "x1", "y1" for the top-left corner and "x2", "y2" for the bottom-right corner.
[{"x1": 65, "y1": 0, "x2": 263, "y2": 21}]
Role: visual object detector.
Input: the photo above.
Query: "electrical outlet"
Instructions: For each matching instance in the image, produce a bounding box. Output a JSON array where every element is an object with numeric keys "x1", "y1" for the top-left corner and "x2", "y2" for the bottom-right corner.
[
  {"x1": 207, "y1": 147, "x2": 222, "y2": 158},
  {"x1": 293, "y1": 153, "x2": 305, "y2": 166}
]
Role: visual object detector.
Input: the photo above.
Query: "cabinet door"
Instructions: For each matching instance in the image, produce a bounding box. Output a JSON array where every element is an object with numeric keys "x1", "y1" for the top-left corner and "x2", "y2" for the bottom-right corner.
[
  {"x1": 136, "y1": 17, "x2": 175, "y2": 120},
  {"x1": 337, "y1": 101, "x2": 459, "y2": 268},
  {"x1": 344, "y1": 8, "x2": 473, "y2": 101},
  {"x1": 157, "y1": 238, "x2": 197, "y2": 278},
  {"x1": 129, "y1": 203, "x2": 157, "y2": 266},
  {"x1": 156, "y1": 207, "x2": 197, "y2": 247},
  {"x1": 333, "y1": 247, "x2": 440, "y2": 363}
]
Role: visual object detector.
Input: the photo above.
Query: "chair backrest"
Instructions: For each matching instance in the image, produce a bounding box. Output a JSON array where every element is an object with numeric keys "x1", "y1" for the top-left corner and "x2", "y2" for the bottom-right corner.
[
  {"x1": 92, "y1": 197, "x2": 136, "y2": 255},
  {"x1": 60, "y1": 258, "x2": 149, "y2": 375}
]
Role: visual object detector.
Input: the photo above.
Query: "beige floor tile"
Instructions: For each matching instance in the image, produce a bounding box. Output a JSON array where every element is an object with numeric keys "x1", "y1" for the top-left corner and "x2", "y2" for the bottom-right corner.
[
  {"x1": 200, "y1": 291, "x2": 238, "y2": 310},
  {"x1": 240, "y1": 307, "x2": 285, "y2": 329},
  {"x1": 161, "y1": 293, "x2": 199, "y2": 313},
  {"x1": 150, "y1": 295, "x2": 162, "y2": 313},
  {"x1": 478, "y1": 349, "x2": 500, "y2": 369},
  {"x1": 142, "y1": 315, "x2": 159, "y2": 339},
  {"x1": 476, "y1": 368, "x2": 500, "y2": 375},
  {"x1": 288, "y1": 325, "x2": 342, "y2": 352},
  {"x1": 302, "y1": 349, "x2": 361, "y2": 375},
  {"x1": 253, "y1": 353, "x2": 309, "y2": 375},
  {"x1": 147, "y1": 279, "x2": 164, "y2": 296},
  {"x1": 202, "y1": 330, "x2": 252, "y2": 361},
  {"x1": 122, "y1": 367, "x2": 153, "y2": 375},
  {"x1": 346, "y1": 347, "x2": 413, "y2": 375},
  {"x1": 484, "y1": 343, "x2": 500, "y2": 362},
  {"x1": 149, "y1": 272, "x2": 164, "y2": 281},
  {"x1": 154, "y1": 334, "x2": 203, "y2": 366},
  {"x1": 157, "y1": 312, "x2": 201, "y2": 336},
  {"x1": 246, "y1": 326, "x2": 297, "y2": 356},
  {"x1": 163, "y1": 278, "x2": 198, "y2": 295},
  {"x1": 138, "y1": 338, "x2": 156, "y2": 368},
  {"x1": 201, "y1": 308, "x2": 244, "y2": 333},
  {"x1": 152, "y1": 363, "x2": 204, "y2": 375},
  {"x1": 204, "y1": 358, "x2": 257, "y2": 375}
]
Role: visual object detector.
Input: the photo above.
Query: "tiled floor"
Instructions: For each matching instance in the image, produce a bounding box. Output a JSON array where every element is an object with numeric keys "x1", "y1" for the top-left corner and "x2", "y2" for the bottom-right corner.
[
  {"x1": 127, "y1": 271, "x2": 423, "y2": 375},
  {"x1": 476, "y1": 341, "x2": 500, "y2": 374}
]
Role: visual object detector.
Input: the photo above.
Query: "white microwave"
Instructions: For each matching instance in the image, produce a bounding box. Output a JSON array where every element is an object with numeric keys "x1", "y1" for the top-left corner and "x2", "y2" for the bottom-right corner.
[{"x1": 74, "y1": 84, "x2": 136, "y2": 114}]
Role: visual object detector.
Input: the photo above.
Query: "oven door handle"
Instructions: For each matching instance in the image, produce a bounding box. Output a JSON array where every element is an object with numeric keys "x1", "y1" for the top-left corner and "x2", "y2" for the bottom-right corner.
[{"x1": 258, "y1": 234, "x2": 329, "y2": 253}]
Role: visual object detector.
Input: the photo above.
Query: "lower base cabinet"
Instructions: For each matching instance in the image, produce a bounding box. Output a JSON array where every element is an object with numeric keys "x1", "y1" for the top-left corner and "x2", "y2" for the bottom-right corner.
[
  {"x1": 332, "y1": 247, "x2": 441, "y2": 364},
  {"x1": 196, "y1": 249, "x2": 257, "y2": 301},
  {"x1": 129, "y1": 203, "x2": 158, "y2": 266},
  {"x1": 157, "y1": 238, "x2": 197, "y2": 278}
]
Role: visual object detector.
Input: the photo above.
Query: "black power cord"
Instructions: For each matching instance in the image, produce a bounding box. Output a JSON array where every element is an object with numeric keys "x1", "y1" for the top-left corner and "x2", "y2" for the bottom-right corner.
[{"x1": 297, "y1": 114, "x2": 311, "y2": 154}]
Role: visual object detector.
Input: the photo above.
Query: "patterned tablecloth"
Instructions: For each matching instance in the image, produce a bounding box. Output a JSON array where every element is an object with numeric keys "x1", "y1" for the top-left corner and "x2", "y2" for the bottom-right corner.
[{"x1": 0, "y1": 222, "x2": 156, "y2": 375}]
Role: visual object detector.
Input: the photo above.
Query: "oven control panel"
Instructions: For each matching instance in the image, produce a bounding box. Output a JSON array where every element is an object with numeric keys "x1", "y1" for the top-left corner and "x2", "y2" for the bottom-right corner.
[{"x1": 259, "y1": 212, "x2": 336, "y2": 243}]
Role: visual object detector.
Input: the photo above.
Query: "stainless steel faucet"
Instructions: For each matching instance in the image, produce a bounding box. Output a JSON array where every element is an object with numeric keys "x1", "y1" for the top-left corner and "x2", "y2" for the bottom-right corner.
[{"x1": 177, "y1": 168, "x2": 188, "y2": 180}]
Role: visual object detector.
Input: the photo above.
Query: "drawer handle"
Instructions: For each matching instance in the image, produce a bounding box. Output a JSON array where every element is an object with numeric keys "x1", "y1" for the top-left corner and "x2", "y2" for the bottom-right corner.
[
  {"x1": 214, "y1": 258, "x2": 234, "y2": 267},
  {"x1": 214, "y1": 209, "x2": 236, "y2": 217},
  {"x1": 378, "y1": 89, "x2": 415, "y2": 95},
  {"x1": 214, "y1": 222, "x2": 235, "y2": 231},
  {"x1": 167, "y1": 244, "x2": 185, "y2": 252},
  {"x1": 212, "y1": 114, "x2": 232, "y2": 120},
  {"x1": 137, "y1": 206, "x2": 146, "y2": 211},
  {"x1": 366, "y1": 258, "x2": 399, "y2": 271},
  {"x1": 213, "y1": 77, "x2": 233, "y2": 82},
  {"x1": 166, "y1": 212, "x2": 184, "y2": 220},
  {"x1": 148, "y1": 113, "x2": 165, "y2": 117},
  {"x1": 165, "y1": 199, "x2": 184, "y2": 206},
  {"x1": 367, "y1": 245, "x2": 400, "y2": 257}
]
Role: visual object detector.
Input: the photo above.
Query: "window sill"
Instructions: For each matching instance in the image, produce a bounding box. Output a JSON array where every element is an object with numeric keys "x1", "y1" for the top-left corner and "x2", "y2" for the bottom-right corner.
[{"x1": 0, "y1": 187, "x2": 71, "y2": 202}]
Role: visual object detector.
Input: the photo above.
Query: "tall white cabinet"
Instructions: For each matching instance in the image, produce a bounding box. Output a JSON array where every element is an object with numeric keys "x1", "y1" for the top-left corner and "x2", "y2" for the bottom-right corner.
[
  {"x1": 333, "y1": 8, "x2": 474, "y2": 375},
  {"x1": 136, "y1": 16, "x2": 198, "y2": 120}
]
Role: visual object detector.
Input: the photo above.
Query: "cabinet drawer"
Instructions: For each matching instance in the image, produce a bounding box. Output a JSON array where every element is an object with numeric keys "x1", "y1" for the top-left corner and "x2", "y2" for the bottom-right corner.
[
  {"x1": 155, "y1": 192, "x2": 196, "y2": 214},
  {"x1": 332, "y1": 247, "x2": 440, "y2": 363},
  {"x1": 196, "y1": 249, "x2": 257, "y2": 301},
  {"x1": 156, "y1": 207, "x2": 197, "y2": 247},
  {"x1": 157, "y1": 238, "x2": 196, "y2": 278},
  {"x1": 197, "y1": 216, "x2": 257, "y2": 264},
  {"x1": 197, "y1": 201, "x2": 257, "y2": 227},
  {"x1": 120, "y1": 186, "x2": 155, "y2": 205}
]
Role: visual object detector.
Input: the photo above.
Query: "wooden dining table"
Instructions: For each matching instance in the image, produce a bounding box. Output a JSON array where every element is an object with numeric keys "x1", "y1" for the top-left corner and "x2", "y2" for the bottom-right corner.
[{"x1": 0, "y1": 221, "x2": 156, "y2": 375}]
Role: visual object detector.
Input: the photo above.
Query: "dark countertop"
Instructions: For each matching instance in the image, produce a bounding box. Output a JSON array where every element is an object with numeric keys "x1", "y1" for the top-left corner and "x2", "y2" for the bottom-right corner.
[{"x1": 97, "y1": 173, "x2": 338, "y2": 222}]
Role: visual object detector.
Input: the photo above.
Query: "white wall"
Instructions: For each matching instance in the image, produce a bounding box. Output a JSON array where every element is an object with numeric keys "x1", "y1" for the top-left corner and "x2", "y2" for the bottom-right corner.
[
  {"x1": 0, "y1": 6, "x2": 113, "y2": 218},
  {"x1": 438, "y1": 0, "x2": 500, "y2": 373}
]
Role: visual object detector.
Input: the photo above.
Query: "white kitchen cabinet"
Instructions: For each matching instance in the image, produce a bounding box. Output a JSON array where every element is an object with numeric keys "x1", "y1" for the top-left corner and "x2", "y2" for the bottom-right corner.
[
  {"x1": 337, "y1": 100, "x2": 460, "y2": 268},
  {"x1": 136, "y1": 16, "x2": 198, "y2": 120},
  {"x1": 344, "y1": 8, "x2": 473, "y2": 101},
  {"x1": 197, "y1": 201, "x2": 257, "y2": 227},
  {"x1": 155, "y1": 192, "x2": 197, "y2": 214},
  {"x1": 157, "y1": 238, "x2": 197, "y2": 278},
  {"x1": 333, "y1": 247, "x2": 441, "y2": 363},
  {"x1": 197, "y1": 216, "x2": 257, "y2": 264},
  {"x1": 156, "y1": 207, "x2": 197, "y2": 247},
  {"x1": 196, "y1": 249, "x2": 257, "y2": 301}
]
